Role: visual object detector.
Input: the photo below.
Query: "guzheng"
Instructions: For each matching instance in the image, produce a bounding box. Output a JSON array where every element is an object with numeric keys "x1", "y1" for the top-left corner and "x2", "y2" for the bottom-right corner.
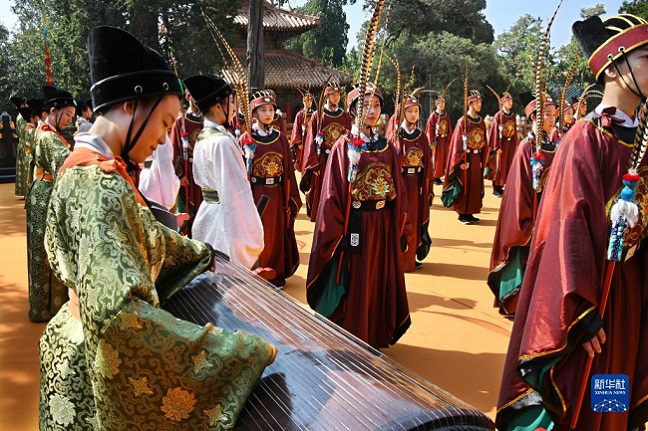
[{"x1": 164, "y1": 255, "x2": 496, "y2": 430}]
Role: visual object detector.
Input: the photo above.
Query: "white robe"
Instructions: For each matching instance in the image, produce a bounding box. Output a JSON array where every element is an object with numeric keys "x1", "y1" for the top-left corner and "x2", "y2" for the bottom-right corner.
[
  {"x1": 139, "y1": 135, "x2": 180, "y2": 210},
  {"x1": 191, "y1": 120, "x2": 264, "y2": 269}
]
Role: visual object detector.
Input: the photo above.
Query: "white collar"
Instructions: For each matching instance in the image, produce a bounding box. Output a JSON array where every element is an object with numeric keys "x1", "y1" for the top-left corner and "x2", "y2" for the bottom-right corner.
[
  {"x1": 203, "y1": 119, "x2": 234, "y2": 137},
  {"x1": 400, "y1": 120, "x2": 416, "y2": 133},
  {"x1": 73, "y1": 132, "x2": 114, "y2": 158},
  {"x1": 595, "y1": 104, "x2": 638, "y2": 128}
]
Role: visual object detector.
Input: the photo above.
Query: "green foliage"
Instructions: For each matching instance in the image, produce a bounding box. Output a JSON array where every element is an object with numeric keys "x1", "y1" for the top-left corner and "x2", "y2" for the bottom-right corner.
[
  {"x1": 0, "y1": 0, "x2": 236, "y2": 114},
  {"x1": 285, "y1": 0, "x2": 352, "y2": 67},
  {"x1": 365, "y1": 0, "x2": 494, "y2": 45},
  {"x1": 580, "y1": 3, "x2": 606, "y2": 18},
  {"x1": 620, "y1": 0, "x2": 648, "y2": 19}
]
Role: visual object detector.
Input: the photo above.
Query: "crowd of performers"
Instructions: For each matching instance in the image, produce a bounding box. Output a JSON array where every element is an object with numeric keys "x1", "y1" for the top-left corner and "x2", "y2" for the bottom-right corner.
[{"x1": 6, "y1": 9, "x2": 648, "y2": 431}]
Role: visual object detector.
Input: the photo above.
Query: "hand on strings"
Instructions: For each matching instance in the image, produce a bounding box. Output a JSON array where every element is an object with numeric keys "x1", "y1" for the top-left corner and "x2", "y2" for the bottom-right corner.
[{"x1": 581, "y1": 327, "x2": 606, "y2": 358}]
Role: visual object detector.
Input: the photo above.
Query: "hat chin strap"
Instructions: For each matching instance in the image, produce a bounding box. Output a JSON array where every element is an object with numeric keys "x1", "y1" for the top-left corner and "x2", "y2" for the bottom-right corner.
[
  {"x1": 613, "y1": 52, "x2": 647, "y2": 100},
  {"x1": 123, "y1": 96, "x2": 164, "y2": 171}
]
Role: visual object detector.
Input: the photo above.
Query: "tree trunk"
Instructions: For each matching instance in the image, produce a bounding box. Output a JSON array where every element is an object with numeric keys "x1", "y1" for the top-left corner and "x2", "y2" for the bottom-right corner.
[{"x1": 247, "y1": 0, "x2": 265, "y2": 92}]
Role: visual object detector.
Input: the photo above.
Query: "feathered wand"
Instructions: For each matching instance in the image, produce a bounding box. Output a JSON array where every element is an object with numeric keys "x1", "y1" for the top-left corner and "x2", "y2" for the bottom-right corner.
[
  {"x1": 201, "y1": 10, "x2": 256, "y2": 179},
  {"x1": 530, "y1": 0, "x2": 562, "y2": 225},
  {"x1": 336, "y1": 0, "x2": 386, "y2": 285}
]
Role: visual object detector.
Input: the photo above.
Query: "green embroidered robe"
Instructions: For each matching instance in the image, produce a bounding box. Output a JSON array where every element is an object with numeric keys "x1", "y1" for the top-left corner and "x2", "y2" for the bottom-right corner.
[{"x1": 40, "y1": 161, "x2": 276, "y2": 430}]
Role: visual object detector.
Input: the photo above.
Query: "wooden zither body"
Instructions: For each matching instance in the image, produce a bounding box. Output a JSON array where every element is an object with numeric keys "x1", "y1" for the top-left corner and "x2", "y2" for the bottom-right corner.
[{"x1": 164, "y1": 256, "x2": 495, "y2": 430}]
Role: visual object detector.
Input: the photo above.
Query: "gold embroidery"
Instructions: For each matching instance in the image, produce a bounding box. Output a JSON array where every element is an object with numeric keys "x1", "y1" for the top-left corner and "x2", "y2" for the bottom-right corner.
[
  {"x1": 120, "y1": 312, "x2": 143, "y2": 330},
  {"x1": 192, "y1": 350, "x2": 211, "y2": 374},
  {"x1": 161, "y1": 387, "x2": 197, "y2": 422},
  {"x1": 404, "y1": 147, "x2": 424, "y2": 167},
  {"x1": 97, "y1": 340, "x2": 121, "y2": 379},
  {"x1": 252, "y1": 152, "x2": 284, "y2": 178},
  {"x1": 467, "y1": 127, "x2": 486, "y2": 150},
  {"x1": 50, "y1": 393, "x2": 76, "y2": 426},
  {"x1": 203, "y1": 404, "x2": 231, "y2": 427},
  {"x1": 129, "y1": 376, "x2": 153, "y2": 397},
  {"x1": 353, "y1": 162, "x2": 396, "y2": 201},
  {"x1": 322, "y1": 122, "x2": 346, "y2": 148},
  {"x1": 437, "y1": 120, "x2": 448, "y2": 136},
  {"x1": 502, "y1": 120, "x2": 516, "y2": 139}
]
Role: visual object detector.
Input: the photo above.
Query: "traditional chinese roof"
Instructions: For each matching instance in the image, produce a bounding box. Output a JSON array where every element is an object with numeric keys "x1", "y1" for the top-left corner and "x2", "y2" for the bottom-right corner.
[
  {"x1": 234, "y1": 0, "x2": 319, "y2": 32},
  {"x1": 222, "y1": 49, "x2": 352, "y2": 89}
]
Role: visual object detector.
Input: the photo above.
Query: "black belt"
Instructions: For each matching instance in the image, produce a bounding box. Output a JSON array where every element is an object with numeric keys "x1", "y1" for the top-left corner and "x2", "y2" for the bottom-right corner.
[
  {"x1": 250, "y1": 175, "x2": 283, "y2": 186},
  {"x1": 466, "y1": 149, "x2": 482, "y2": 154},
  {"x1": 402, "y1": 166, "x2": 423, "y2": 175},
  {"x1": 143, "y1": 160, "x2": 153, "y2": 169},
  {"x1": 351, "y1": 199, "x2": 388, "y2": 211}
]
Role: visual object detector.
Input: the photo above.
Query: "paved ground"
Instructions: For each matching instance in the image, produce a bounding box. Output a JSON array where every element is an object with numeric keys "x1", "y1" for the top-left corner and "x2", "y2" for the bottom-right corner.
[{"x1": 0, "y1": 180, "x2": 513, "y2": 429}]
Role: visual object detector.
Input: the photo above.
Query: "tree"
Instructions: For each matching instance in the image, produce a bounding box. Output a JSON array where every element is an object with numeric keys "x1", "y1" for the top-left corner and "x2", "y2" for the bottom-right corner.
[
  {"x1": 3, "y1": 0, "x2": 238, "y2": 111},
  {"x1": 366, "y1": 0, "x2": 494, "y2": 45},
  {"x1": 285, "y1": 0, "x2": 353, "y2": 67},
  {"x1": 493, "y1": 14, "x2": 543, "y2": 93},
  {"x1": 619, "y1": 0, "x2": 648, "y2": 19},
  {"x1": 580, "y1": 3, "x2": 606, "y2": 18}
]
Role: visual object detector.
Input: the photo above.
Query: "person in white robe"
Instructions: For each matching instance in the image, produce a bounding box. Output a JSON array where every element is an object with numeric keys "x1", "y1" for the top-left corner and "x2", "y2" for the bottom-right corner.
[
  {"x1": 139, "y1": 134, "x2": 181, "y2": 210},
  {"x1": 185, "y1": 74, "x2": 264, "y2": 269}
]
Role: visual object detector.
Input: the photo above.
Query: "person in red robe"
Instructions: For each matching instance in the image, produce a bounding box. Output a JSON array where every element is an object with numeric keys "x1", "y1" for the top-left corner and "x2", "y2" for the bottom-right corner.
[
  {"x1": 290, "y1": 90, "x2": 315, "y2": 173},
  {"x1": 496, "y1": 14, "x2": 648, "y2": 431},
  {"x1": 394, "y1": 94, "x2": 433, "y2": 271},
  {"x1": 484, "y1": 91, "x2": 518, "y2": 198},
  {"x1": 487, "y1": 92, "x2": 557, "y2": 317},
  {"x1": 300, "y1": 81, "x2": 352, "y2": 221},
  {"x1": 306, "y1": 84, "x2": 411, "y2": 349},
  {"x1": 240, "y1": 91, "x2": 302, "y2": 287},
  {"x1": 549, "y1": 101, "x2": 575, "y2": 144},
  {"x1": 443, "y1": 90, "x2": 487, "y2": 224},
  {"x1": 170, "y1": 89, "x2": 203, "y2": 236},
  {"x1": 425, "y1": 94, "x2": 453, "y2": 185}
]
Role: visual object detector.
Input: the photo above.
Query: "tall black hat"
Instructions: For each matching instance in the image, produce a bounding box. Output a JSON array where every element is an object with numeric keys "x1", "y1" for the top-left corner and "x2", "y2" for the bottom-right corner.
[
  {"x1": 10, "y1": 96, "x2": 26, "y2": 109},
  {"x1": 42, "y1": 85, "x2": 76, "y2": 111},
  {"x1": 27, "y1": 99, "x2": 44, "y2": 116},
  {"x1": 88, "y1": 26, "x2": 183, "y2": 112},
  {"x1": 183, "y1": 75, "x2": 233, "y2": 114},
  {"x1": 573, "y1": 14, "x2": 648, "y2": 81}
]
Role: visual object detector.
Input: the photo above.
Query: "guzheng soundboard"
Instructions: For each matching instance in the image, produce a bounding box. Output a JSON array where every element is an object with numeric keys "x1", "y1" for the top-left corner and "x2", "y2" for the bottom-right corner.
[{"x1": 164, "y1": 256, "x2": 495, "y2": 430}]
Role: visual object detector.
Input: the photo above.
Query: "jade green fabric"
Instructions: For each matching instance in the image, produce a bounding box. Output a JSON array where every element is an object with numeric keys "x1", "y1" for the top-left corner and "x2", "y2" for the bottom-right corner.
[
  {"x1": 41, "y1": 164, "x2": 277, "y2": 430},
  {"x1": 508, "y1": 405, "x2": 554, "y2": 431},
  {"x1": 14, "y1": 115, "x2": 28, "y2": 196},
  {"x1": 26, "y1": 129, "x2": 70, "y2": 322},
  {"x1": 496, "y1": 246, "x2": 526, "y2": 304}
]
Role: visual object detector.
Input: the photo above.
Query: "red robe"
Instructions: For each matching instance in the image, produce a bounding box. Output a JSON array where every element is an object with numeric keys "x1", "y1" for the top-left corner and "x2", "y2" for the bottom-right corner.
[
  {"x1": 300, "y1": 107, "x2": 352, "y2": 221},
  {"x1": 425, "y1": 111, "x2": 453, "y2": 179},
  {"x1": 241, "y1": 128, "x2": 302, "y2": 287},
  {"x1": 170, "y1": 112, "x2": 204, "y2": 236},
  {"x1": 444, "y1": 115, "x2": 487, "y2": 215},
  {"x1": 485, "y1": 110, "x2": 519, "y2": 187},
  {"x1": 306, "y1": 133, "x2": 411, "y2": 348},
  {"x1": 290, "y1": 108, "x2": 313, "y2": 173},
  {"x1": 397, "y1": 126, "x2": 433, "y2": 271},
  {"x1": 487, "y1": 135, "x2": 557, "y2": 315},
  {"x1": 549, "y1": 121, "x2": 575, "y2": 144},
  {"x1": 496, "y1": 112, "x2": 648, "y2": 430}
]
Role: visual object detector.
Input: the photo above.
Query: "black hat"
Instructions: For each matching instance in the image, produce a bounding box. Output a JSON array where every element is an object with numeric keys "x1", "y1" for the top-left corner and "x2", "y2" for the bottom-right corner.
[
  {"x1": 573, "y1": 14, "x2": 648, "y2": 81},
  {"x1": 10, "y1": 96, "x2": 27, "y2": 109},
  {"x1": 88, "y1": 26, "x2": 183, "y2": 112},
  {"x1": 183, "y1": 75, "x2": 233, "y2": 114},
  {"x1": 18, "y1": 107, "x2": 33, "y2": 120},
  {"x1": 42, "y1": 85, "x2": 76, "y2": 110},
  {"x1": 75, "y1": 98, "x2": 93, "y2": 116},
  {"x1": 27, "y1": 99, "x2": 44, "y2": 116}
]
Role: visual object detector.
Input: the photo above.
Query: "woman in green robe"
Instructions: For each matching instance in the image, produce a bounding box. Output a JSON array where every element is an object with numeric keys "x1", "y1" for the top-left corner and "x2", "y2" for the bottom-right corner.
[
  {"x1": 39, "y1": 26, "x2": 277, "y2": 430},
  {"x1": 26, "y1": 85, "x2": 75, "y2": 322}
]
